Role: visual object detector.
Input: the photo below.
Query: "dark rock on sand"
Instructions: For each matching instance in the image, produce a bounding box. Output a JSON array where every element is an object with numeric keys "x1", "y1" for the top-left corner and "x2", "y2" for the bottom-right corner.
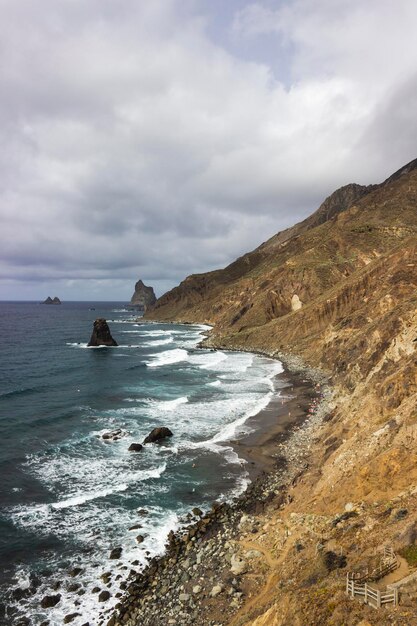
[
  {"x1": 88, "y1": 319, "x2": 118, "y2": 347},
  {"x1": 109, "y1": 547, "x2": 122, "y2": 560},
  {"x1": 40, "y1": 594, "x2": 61, "y2": 609},
  {"x1": 128, "y1": 443, "x2": 143, "y2": 452},
  {"x1": 143, "y1": 427, "x2": 173, "y2": 444}
]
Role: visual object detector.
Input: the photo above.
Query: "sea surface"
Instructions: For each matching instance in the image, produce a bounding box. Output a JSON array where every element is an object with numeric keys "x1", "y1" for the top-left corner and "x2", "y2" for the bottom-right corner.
[{"x1": 0, "y1": 301, "x2": 283, "y2": 625}]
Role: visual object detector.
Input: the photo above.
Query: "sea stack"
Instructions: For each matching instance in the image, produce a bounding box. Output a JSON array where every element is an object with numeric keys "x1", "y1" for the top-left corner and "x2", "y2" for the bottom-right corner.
[
  {"x1": 130, "y1": 280, "x2": 156, "y2": 311},
  {"x1": 42, "y1": 296, "x2": 61, "y2": 304},
  {"x1": 88, "y1": 319, "x2": 118, "y2": 347}
]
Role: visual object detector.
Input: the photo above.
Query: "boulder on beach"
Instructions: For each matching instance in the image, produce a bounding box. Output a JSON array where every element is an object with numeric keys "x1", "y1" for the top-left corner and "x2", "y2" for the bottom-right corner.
[
  {"x1": 88, "y1": 319, "x2": 118, "y2": 347},
  {"x1": 128, "y1": 442, "x2": 143, "y2": 452},
  {"x1": 143, "y1": 427, "x2": 173, "y2": 444}
]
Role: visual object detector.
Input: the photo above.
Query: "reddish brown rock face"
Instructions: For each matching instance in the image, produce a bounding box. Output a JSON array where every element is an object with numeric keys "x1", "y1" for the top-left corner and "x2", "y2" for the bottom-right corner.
[{"x1": 87, "y1": 318, "x2": 118, "y2": 346}]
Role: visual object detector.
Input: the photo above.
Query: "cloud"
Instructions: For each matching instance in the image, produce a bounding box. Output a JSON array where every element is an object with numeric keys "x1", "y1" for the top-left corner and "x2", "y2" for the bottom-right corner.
[{"x1": 0, "y1": 0, "x2": 416, "y2": 300}]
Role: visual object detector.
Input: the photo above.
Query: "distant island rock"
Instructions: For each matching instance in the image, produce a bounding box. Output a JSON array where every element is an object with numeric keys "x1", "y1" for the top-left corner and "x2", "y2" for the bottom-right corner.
[
  {"x1": 88, "y1": 319, "x2": 118, "y2": 347},
  {"x1": 42, "y1": 296, "x2": 61, "y2": 305},
  {"x1": 129, "y1": 280, "x2": 156, "y2": 311}
]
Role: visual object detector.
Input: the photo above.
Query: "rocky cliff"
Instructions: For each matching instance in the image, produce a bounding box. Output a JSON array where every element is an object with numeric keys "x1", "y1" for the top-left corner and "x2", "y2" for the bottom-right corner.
[
  {"x1": 129, "y1": 279, "x2": 156, "y2": 310},
  {"x1": 145, "y1": 159, "x2": 417, "y2": 624}
]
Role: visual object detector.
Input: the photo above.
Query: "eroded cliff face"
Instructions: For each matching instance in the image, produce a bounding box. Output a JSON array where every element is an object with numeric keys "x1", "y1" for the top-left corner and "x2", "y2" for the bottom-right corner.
[{"x1": 146, "y1": 160, "x2": 417, "y2": 625}]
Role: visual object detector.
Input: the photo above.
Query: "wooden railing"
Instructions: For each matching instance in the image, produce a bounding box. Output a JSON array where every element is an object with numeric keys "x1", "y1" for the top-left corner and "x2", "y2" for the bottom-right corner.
[
  {"x1": 346, "y1": 577, "x2": 398, "y2": 608},
  {"x1": 345, "y1": 546, "x2": 399, "y2": 608}
]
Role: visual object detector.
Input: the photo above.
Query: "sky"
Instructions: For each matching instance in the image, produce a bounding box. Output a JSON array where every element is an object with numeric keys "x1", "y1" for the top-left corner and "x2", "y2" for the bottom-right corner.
[{"x1": 1, "y1": 0, "x2": 417, "y2": 301}]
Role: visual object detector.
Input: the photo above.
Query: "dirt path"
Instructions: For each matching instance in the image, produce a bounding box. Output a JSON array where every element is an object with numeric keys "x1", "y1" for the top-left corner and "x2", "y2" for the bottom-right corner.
[
  {"x1": 376, "y1": 555, "x2": 410, "y2": 587},
  {"x1": 228, "y1": 533, "x2": 299, "y2": 626}
]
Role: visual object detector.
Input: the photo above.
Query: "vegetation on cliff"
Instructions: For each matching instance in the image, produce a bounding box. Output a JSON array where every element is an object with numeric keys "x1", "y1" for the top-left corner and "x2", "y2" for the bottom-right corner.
[{"x1": 144, "y1": 159, "x2": 417, "y2": 624}]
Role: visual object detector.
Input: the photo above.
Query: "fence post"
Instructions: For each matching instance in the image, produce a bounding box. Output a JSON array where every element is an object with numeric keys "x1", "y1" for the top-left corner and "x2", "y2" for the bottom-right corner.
[
  {"x1": 377, "y1": 589, "x2": 381, "y2": 608},
  {"x1": 394, "y1": 588, "x2": 398, "y2": 607},
  {"x1": 364, "y1": 583, "x2": 368, "y2": 603}
]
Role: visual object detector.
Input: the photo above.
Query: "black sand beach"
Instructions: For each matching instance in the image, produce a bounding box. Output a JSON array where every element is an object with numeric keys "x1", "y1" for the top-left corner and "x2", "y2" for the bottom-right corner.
[{"x1": 104, "y1": 361, "x2": 331, "y2": 626}]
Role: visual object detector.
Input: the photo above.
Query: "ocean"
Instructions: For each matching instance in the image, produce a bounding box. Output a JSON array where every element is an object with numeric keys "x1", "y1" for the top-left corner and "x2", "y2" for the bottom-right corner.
[{"x1": 0, "y1": 301, "x2": 283, "y2": 625}]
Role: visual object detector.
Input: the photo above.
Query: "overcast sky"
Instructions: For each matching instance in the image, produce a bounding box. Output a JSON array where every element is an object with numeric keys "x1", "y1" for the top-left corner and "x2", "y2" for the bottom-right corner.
[{"x1": 1, "y1": 0, "x2": 417, "y2": 301}]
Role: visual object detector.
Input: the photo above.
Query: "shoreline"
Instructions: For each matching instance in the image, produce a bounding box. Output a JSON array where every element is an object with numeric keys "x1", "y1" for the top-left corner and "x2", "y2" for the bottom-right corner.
[
  {"x1": 106, "y1": 347, "x2": 332, "y2": 626},
  {"x1": 229, "y1": 366, "x2": 321, "y2": 481}
]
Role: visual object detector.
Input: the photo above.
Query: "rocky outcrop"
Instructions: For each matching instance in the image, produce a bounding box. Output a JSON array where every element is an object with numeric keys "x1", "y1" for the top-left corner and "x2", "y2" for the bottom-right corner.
[
  {"x1": 143, "y1": 427, "x2": 173, "y2": 444},
  {"x1": 102, "y1": 429, "x2": 126, "y2": 441},
  {"x1": 42, "y1": 296, "x2": 61, "y2": 304},
  {"x1": 128, "y1": 443, "x2": 143, "y2": 452},
  {"x1": 87, "y1": 319, "x2": 118, "y2": 347},
  {"x1": 130, "y1": 280, "x2": 156, "y2": 310}
]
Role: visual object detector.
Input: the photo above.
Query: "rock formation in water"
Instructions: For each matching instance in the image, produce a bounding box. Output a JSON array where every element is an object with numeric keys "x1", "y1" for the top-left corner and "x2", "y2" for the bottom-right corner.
[
  {"x1": 128, "y1": 443, "x2": 143, "y2": 452},
  {"x1": 129, "y1": 280, "x2": 156, "y2": 310},
  {"x1": 42, "y1": 296, "x2": 61, "y2": 304},
  {"x1": 87, "y1": 318, "x2": 118, "y2": 347},
  {"x1": 143, "y1": 427, "x2": 173, "y2": 444}
]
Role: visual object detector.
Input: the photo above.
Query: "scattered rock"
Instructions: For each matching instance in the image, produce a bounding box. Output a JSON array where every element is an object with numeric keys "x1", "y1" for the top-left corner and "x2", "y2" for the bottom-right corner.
[
  {"x1": 143, "y1": 427, "x2": 173, "y2": 445},
  {"x1": 102, "y1": 429, "x2": 126, "y2": 442},
  {"x1": 179, "y1": 593, "x2": 190, "y2": 602},
  {"x1": 63, "y1": 613, "x2": 81, "y2": 624},
  {"x1": 210, "y1": 584, "x2": 223, "y2": 597},
  {"x1": 291, "y1": 294, "x2": 303, "y2": 311},
  {"x1": 128, "y1": 443, "x2": 143, "y2": 452},
  {"x1": 109, "y1": 547, "x2": 122, "y2": 560},
  {"x1": 69, "y1": 567, "x2": 83, "y2": 577},
  {"x1": 192, "y1": 585, "x2": 202, "y2": 594},
  {"x1": 88, "y1": 319, "x2": 118, "y2": 347},
  {"x1": 40, "y1": 594, "x2": 61, "y2": 609},
  {"x1": 245, "y1": 549, "x2": 263, "y2": 559},
  {"x1": 192, "y1": 507, "x2": 203, "y2": 517},
  {"x1": 136, "y1": 535, "x2": 145, "y2": 544},
  {"x1": 98, "y1": 590, "x2": 111, "y2": 602},
  {"x1": 230, "y1": 554, "x2": 247, "y2": 575}
]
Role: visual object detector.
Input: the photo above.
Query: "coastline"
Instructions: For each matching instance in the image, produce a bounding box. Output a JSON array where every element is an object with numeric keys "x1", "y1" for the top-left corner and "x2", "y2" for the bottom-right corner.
[{"x1": 105, "y1": 348, "x2": 332, "y2": 626}]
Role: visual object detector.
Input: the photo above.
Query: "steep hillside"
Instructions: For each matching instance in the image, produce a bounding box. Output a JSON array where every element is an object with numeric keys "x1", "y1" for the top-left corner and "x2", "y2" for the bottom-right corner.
[
  {"x1": 144, "y1": 159, "x2": 417, "y2": 625},
  {"x1": 148, "y1": 160, "x2": 416, "y2": 333}
]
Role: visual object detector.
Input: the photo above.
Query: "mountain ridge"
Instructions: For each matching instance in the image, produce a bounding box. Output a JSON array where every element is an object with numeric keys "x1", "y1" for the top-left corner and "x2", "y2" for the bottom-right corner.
[{"x1": 144, "y1": 159, "x2": 417, "y2": 623}]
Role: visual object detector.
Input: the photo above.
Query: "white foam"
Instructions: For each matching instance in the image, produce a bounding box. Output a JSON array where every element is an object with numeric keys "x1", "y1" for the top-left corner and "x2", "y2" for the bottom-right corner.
[
  {"x1": 156, "y1": 396, "x2": 188, "y2": 411},
  {"x1": 207, "y1": 380, "x2": 222, "y2": 387},
  {"x1": 142, "y1": 337, "x2": 173, "y2": 347},
  {"x1": 147, "y1": 348, "x2": 189, "y2": 368},
  {"x1": 51, "y1": 483, "x2": 129, "y2": 509},
  {"x1": 196, "y1": 351, "x2": 228, "y2": 370}
]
